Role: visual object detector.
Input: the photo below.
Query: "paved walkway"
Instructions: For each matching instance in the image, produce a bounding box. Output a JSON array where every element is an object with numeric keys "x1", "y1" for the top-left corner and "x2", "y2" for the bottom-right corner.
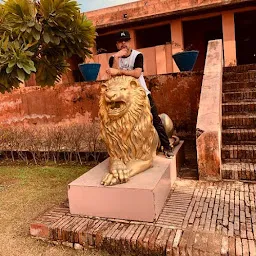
[{"x1": 30, "y1": 179, "x2": 256, "y2": 255}]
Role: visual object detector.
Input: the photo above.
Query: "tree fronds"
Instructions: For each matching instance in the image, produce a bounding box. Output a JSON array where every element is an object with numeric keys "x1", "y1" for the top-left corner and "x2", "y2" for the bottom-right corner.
[{"x1": 0, "y1": 0, "x2": 96, "y2": 91}]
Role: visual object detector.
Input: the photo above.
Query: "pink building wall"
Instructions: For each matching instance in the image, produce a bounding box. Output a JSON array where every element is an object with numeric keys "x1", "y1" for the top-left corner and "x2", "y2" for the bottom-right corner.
[
  {"x1": 86, "y1": 0, "x2": 240, "y2": 27},
  {"x1": 84, "y1": 1, "x2": 256, "y2": 80},
  {"x1": 93, "y1": 44, "x2": 173, "y2": 81}
]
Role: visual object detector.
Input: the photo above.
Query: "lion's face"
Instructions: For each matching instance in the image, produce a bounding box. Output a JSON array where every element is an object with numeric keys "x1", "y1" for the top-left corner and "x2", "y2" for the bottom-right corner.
[
  {"x1": 101, "y1": 79, "x2": 139, "y2": 119},
  {"x1": 99, "y1": 76, "x2": 156, "y2": 163}
]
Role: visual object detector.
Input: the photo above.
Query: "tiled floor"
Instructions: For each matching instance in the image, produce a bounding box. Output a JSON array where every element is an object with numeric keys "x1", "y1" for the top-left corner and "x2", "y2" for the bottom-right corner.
[{"x1": 30, "y1": 179, "x2": 256, "y2": 255}]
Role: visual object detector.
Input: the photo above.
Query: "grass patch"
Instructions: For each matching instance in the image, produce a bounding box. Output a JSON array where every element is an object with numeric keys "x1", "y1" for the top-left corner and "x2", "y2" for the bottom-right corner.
[{"x1": 0, "y1": 164, "x2": 110, "y2": 256}]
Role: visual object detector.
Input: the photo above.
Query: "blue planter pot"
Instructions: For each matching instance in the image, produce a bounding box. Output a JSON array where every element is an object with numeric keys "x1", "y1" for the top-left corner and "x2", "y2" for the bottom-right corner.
[
  {"x1": 78, "y1": 63, "x2": 101, "y2": 81},
  {"x1": 172, "y1": 50, "x2": 199, "y2": 71}
]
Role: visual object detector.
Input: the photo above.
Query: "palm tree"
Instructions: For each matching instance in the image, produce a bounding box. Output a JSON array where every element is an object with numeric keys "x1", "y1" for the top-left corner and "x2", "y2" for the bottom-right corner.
[{"x1": 0, "y1": 0, "x2": 96, "y2": 92}]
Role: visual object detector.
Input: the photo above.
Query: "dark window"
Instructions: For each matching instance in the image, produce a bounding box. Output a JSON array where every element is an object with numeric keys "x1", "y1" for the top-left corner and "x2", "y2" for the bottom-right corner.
[
  {"x1": 96, "y1": 33, "x2": 117, "y2": 54},
  {"x1": 135, "y1": 24, "x2": 171, "y2": 48},
  {"x1": 235, "y1": 10, "x2": 256, "y2": 65},
  {"x1": 183, "y1": 16, "x2": 223, "y2": 70},
  {"x1": 68, "y1": 55, "x2": 85, "y2": 82}
]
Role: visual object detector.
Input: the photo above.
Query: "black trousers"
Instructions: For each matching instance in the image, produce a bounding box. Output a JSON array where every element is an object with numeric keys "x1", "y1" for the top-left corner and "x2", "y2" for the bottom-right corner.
[{"x1": 147, "y1": 94, "x2": 171, "y2": 149}]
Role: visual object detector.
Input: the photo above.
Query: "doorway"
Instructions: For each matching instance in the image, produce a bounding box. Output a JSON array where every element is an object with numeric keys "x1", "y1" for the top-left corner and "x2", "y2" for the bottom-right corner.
[
  {"x1": 183, "y1": 16, "x2": 223, "y2": 70},
  {"x1": 235, "y1": 10, "x2": 256, "y2": 65}
]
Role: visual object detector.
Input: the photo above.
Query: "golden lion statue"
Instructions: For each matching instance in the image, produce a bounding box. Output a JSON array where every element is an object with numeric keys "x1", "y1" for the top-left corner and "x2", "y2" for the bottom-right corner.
[{"x1": 99, "y1": 76, "x2": 176, "y2": 186}]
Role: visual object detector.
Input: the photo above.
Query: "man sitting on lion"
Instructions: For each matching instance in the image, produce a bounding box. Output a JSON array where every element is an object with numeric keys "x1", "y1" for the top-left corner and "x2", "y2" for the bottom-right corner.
[{"x1": 106, "y1": 30, "x2": 173, "y2": 158}]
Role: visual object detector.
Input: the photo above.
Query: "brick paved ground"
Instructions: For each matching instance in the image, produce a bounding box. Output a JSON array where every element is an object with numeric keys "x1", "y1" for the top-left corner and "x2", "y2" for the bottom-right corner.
[{"x1": 30, "y1": 179, "x2": 256, "y2": 255}]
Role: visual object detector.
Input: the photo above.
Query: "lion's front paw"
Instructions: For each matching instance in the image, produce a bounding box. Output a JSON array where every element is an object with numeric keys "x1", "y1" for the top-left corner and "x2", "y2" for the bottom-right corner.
[
  {"x1": 101, "y1": 169, "x2": 130, "y2": 186},
  {"x1": 109, "y1": 160, "x2": 127, "y2": 173}
]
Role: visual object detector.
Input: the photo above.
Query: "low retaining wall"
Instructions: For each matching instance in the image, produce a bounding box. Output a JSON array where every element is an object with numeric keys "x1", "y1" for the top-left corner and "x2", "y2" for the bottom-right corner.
[
  {"x1": 0, "y1": 72, "x2": 203, "y2": 136},
  {"x1": 0, "y1": 72, "x2": 202, "y2": 165},
  {"x1": 0, "y1": 82, "x2": 100, "y2": 126},
  {"x1": 146, "y1": 72, "x2": 203, "y2": 136}
]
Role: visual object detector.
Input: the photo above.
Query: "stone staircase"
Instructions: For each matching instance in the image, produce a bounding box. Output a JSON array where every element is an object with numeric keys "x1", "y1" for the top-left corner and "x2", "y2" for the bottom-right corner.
[{"x1": 222, "y1": 64, "x2": 256, "y2": 181}]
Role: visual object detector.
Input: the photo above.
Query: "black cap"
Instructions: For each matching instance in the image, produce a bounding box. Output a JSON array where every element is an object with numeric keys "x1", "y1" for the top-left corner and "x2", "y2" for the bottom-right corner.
[{"x1": 116, "y1": 30, "x2": 131, "y2": 41}]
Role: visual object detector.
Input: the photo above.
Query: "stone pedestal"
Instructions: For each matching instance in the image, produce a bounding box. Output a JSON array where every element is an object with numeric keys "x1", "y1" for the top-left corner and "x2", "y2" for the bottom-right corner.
[{"x1": 68, "y1": 141, "x2": 184, "y2": 222}]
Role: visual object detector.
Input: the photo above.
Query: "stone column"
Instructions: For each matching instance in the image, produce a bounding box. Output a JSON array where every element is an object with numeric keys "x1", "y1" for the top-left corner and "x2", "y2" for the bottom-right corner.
[
  {"x1": 222, "y1": 11, "x2": 237, "y2": 67},
  {"x1": 128, "y1": 29, "x2": 137, "y2": 49},
  {"x1": 196, "y1": 39, "x2": 223, "y2": 181},
  {"x1": 156, "y1": 45, "x2": 167, "y2": 74},
  {"x1": 170, "y1": 19, "x2": 184, "y2": 73}
]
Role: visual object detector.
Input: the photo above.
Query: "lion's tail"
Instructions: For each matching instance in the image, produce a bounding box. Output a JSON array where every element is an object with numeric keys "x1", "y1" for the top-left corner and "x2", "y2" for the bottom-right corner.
[
  {"x1": 159, "y1": 113, "x2": 174, "y2": 137},
  {"x1": 159, "y1": 113, "x2": 180, "y2": 147}
]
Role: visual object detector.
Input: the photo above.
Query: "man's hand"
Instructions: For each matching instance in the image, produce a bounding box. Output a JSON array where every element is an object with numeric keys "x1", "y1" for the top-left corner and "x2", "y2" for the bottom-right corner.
[
  {"x1": 114, "y1": 48, "x2": 129, "y2": 58},
  {"x1": 106, "y1": 68, "x2": 121, "y2": 76}
]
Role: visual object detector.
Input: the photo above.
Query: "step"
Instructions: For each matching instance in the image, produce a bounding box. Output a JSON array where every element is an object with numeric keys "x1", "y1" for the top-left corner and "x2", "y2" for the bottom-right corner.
[
  {"x1": 222, "y1": 129, "x2": 256, "y2": 143},
  {"x1": 223, "y1": 64, "x2": 256, "y2": 73},
  {"x1": 222, "y1": 144, "x2": 256, "y2": 161},
  {"x1": 222, "y1": 101, "x2": 256, "y2": 114},
  {"x1": 223, "y1": 70, "x2": 256, "y2": 82},
  {"x1": 223, "y1": 81, "x2": 256, "y2": 92},
  {"x1": 222, "y1": 162, "x2": 256, "y2": 181},
  {"x1": 222, "y1": 114, "x2": 256, "y2": 128},
  {"x1": 223, "y1": 89, "x2": 256, "y2": 102}
]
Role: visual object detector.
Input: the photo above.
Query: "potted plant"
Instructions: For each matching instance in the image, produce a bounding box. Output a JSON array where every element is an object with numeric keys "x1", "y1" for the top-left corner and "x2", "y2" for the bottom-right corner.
[
  {"x1": 0, "y1": 0, "x2": 96, "y2": 92},
  {"x1": 78, "y1": 62, "x2": 101, "y2": 81},
  {"x1": 170, "y1": 41, "x2": 199, "y2": 72},
  {"x1": 77, "y1": 48, "x2": 106, "y2": 82}
]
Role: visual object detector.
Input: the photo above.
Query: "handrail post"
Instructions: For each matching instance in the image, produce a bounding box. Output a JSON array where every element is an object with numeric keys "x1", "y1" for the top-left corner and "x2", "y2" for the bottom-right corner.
[{"x1": 196, "y1": 39, "x2": 223, "y2": 181}]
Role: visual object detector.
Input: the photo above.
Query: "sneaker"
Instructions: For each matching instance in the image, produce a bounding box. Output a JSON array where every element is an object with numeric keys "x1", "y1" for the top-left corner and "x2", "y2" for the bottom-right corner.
[{"x1": 163, "y1": 147, "x2": 174, "y2": 158}]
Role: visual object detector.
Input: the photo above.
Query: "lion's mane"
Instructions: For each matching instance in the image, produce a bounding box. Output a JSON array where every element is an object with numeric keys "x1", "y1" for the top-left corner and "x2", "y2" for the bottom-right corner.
[{"x1": 99, "y1": 76, "x2": 156, "y2": 164}]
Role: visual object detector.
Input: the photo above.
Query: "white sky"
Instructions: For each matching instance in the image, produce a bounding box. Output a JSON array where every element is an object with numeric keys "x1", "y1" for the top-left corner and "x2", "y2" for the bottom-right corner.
[
  {"x1": 0, "y1": 0, "x2": 139, "y2": 13},
  {"x1": 77, "y1": 0, "x2": 139, "y2": 12}
]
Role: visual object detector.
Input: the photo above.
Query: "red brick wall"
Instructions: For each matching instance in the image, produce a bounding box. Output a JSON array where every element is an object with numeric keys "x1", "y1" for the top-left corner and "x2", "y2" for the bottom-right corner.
[
  {"x1": 0, "y1": 72, "x2": 203, "y2": 136},
  {"x1": 147, "y1": 72, "x2": 203, "y2": 136},
  {"x1": 0, "y1": 82, "x2": 100, "y2": 126}
]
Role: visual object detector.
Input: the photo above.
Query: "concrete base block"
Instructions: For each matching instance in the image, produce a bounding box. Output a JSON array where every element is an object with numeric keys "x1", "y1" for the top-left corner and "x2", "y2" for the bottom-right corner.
[{"x1": 68, "y1": 141, "x2": 184, "y2": 222}]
